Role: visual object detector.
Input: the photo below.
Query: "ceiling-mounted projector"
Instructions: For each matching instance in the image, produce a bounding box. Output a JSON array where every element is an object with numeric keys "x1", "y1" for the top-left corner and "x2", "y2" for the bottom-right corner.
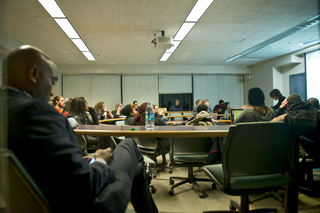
[{"x1": 151, "y1": 31, "x2": 173, "y2": 49}]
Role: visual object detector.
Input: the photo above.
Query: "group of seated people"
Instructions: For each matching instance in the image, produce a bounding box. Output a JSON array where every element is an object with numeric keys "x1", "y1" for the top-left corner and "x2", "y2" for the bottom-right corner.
[{"x1": 3, "y1": 45, "x2": 319, "y2": 213}]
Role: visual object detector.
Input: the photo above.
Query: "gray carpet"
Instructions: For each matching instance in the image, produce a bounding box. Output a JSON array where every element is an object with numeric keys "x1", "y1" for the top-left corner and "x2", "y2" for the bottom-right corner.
[{"x1": 128, "y1": 156, "x2": 320, "y2": 213}]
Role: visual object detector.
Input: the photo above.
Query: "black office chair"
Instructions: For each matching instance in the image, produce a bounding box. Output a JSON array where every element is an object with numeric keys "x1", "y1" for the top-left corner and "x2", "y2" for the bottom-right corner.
[
  {"x1": 169, "y1": 137, "x2": 215, "y2": 198},
  {"x1": 0, "y1": 149, "x2": 51, "y2": 212},
  {"x1": 201, "y1": 122, "x2": 297, "y2": 212}
]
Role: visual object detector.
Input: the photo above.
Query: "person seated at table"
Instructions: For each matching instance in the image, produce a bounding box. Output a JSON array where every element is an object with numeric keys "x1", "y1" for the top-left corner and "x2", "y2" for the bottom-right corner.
[
  {"x1": 219, "y1": 102, "x2": 231, "y2": 120},
  {"x1": 133, "y1": 100, "x2": 139, "y2": 111},
  {"x1": 51, "y1": 95, "x2": 64, "y2": 113},
  {"x1": 234, "y1": 87, "x2": 275, "y2": 124},
  {"x1": 68, "y1": 97, "x2": 99, "y2": 125},
  {"x1": 120, "y1": 103, "x2": 137, "y2": 125},
  {"x1": 213, "y1": 99, "x2": 224, "y2": 111},
  {"x1": 269, "y1": 89, "x2": 286, "y2": 111},
  {"x1": 168, "y1": 99, "x2": 183, "y2": 111},
  {"x1": 111, "y1": 102, "x2": 123, "y2": 118},
  {"x1": 94, "y1": 101, "x2": 114, "y2": 120},
  {"x1": 153, "y1": 104, "x2": 169, "y2": 121},
  {"x1": 131, "y1": 102, "x2": 171, "y2": 166},
  {"x1": 307, "y1": 97, "x2": 319, "y2": 110},
  {"x1": 186, "y1": 103, "x2": 216, "y2": 126},
  {"x1": 62, "y1": 98, "x2": 72, "y2": 117},
  {"x1": 202, "y1": 99, "x2": 213, "y2": 113},
  {"x1": 3, "y1": 45, "x2": 158, "y2": 213},
  {"x1": 271, "y1": 94, "x2": 319, "y2": 164},
  {"x1": 192, "y1": 99, "x2": 202, "y2": 115}
]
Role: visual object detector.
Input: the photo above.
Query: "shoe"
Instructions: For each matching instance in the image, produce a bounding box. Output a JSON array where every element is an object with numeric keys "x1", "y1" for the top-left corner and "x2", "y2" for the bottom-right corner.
[{"x1": 161, "y1": 161, "x2": 168, "y2": 167}]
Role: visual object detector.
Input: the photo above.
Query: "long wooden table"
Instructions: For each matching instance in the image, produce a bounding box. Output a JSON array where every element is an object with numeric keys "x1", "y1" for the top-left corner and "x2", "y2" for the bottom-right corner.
[
  {"x1": 99, "y1": 117, "x2": 125, "y2": 123},
  {"x1": 74, "y1": 125, "x2": 230, "y2": 138}
]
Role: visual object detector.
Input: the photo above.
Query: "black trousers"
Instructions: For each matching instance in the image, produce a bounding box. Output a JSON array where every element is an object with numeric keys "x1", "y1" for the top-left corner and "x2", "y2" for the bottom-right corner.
[{"x1": 93, "y1": 138, "x2": 158, "y2": 213}]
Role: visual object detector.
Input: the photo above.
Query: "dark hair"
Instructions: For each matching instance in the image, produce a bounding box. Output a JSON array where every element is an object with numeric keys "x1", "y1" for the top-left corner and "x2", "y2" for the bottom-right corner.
[
  {"x1": 197, "y1": 103, "x2": 208, "y2": 113},
  {"x1": 219, "y1": 100, "x2": 224, "y2": 103},
  {"x1": 51, "y1": 95, "x2": 62, "y2": 106},
  {"x1": 269, "y1": 89, "x2": 282, "y2": 98},
  {"x1": 287, "y1": 94, "x2": 302, "y2": 105},
  {"x1": 68, "y1": 97, "x2": 87, "y2": 120},
  {"x1": 221, "y1": 102, "x2": 229, "y2": 113},
  {"x1": 62, "y1": 98, "x2": 73, "y2": 113},
  {"x1": 307, "y1": 98, "x2": 319, "y2": 109},
  {"x1": 133, "y1": 101, "x2": 138, "y2": 104}
]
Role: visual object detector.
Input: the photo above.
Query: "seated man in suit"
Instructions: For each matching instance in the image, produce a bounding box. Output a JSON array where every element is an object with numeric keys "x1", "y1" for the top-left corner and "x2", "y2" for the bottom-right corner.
[{"x1": 2, "y1": 45, "x2": 158, "y2": 213}]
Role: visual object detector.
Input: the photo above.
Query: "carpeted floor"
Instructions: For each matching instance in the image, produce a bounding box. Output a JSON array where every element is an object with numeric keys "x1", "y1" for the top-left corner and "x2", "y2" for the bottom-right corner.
[{"x1": 128, "y1": 156, "x2": 320, "y2": 213}]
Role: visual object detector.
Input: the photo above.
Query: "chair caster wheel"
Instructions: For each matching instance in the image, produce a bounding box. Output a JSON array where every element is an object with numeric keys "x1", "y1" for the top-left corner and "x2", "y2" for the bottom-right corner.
[
  {"x1": 212, "y1": 183, "x2": 216, "y2": 189},
  {"x1": 169, "y1": 190, "x2": 174, "y2": 195},
  {"x1": 281, "y1": 202, "x2": 285, "y2": 208},
  {"x1": 169, "y1": 169, "x2": 173, "y2": 174},
  {"x1": 229, "y1": 204, "x2": 236, "y2": 211},
  {"x1": 169, "y1": 179, "x2": 174, "y2": 185},
  {"x1": 151, "y1": 188, "x2": 157, "y2": 193},
  {"x1": 153, "y1": 174, "x2": 157, "y2": 178},
  {"x1": 199, "y1": 193, "x2": 205, "y2": 198}
]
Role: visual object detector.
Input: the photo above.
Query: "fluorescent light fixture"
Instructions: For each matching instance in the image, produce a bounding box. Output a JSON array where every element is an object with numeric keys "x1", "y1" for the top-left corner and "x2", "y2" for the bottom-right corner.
[
  {"x1": 54, "y1": 18, "x2": 80, "y2": 38},
  {"x1": 298, "y1": 38, "x2": 319, "y2": 45},
  {"x1": 166, "y1": 41, "x2": 181, "y2": 53},
  {"x1": 38, "y1": 0, "x2": 65, "y2": 18},
  {"x1": 186, "y1": 0, "x2": 214, "y2": 22},
  {"x1": 225, "y1": 14, "x2": 320, "y2": 62},
  {"x1": 71, "y1": 39, "x2": 89, "y2": 51},
  {"x1": 160, "y1": 52, "x2": 173, "y2": 61},
  {"x1": 174, "y1": 22, "x2": 196, "y2": 41},
  {"x1": 82, "y1": 52, "x2": 96, "y2": 61}
]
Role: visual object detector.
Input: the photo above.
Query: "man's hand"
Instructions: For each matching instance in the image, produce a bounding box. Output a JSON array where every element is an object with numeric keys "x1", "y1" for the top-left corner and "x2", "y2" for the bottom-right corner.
[
  {"x1": 280, "y1": 98, "x2": 288, "y2": 109},
  {"x1": 95, "y1": 148, "x2": 112, "y2": 164}
]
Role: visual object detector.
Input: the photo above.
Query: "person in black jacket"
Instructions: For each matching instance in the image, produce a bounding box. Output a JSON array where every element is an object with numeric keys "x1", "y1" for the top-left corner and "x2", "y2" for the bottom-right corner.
[
  {"x1": 3, "y1": 45, "x2": 158, "y2": 213},
  {"x1": 269, "y1": 88, "x2": 286, "y2": 111}
]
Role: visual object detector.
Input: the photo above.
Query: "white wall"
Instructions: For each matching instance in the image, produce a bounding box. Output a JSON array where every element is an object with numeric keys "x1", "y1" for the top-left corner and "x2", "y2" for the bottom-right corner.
[{"x1": 245, "y1": 53, "x2": 304, "y2": 106}]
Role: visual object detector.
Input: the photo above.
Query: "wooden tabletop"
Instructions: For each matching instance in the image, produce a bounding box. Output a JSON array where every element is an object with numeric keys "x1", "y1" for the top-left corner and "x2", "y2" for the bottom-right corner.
[
  {"x1": 163, "y1": 111, "x2": 193, "y2": 115},
  {"x1": 74, "y1": 125, "x2": 230, "y2": 138},
  {"x1": 99, "y1": 117, "x2": 125, "y2": 123}
]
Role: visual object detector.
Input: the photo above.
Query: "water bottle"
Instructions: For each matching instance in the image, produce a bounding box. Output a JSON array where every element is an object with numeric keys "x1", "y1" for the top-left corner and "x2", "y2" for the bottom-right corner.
[{"x1": 145, "y1": 102, "x2": 155, "y2": 131}]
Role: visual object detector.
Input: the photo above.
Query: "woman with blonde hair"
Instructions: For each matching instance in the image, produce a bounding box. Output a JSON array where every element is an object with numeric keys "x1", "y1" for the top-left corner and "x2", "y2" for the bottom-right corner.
[
  {"x1": 111, "y1": 102, "x2": 123, "y2": 118},
  {"x1": 94, "y1": 101, "x2": 114, "y2": 120}
]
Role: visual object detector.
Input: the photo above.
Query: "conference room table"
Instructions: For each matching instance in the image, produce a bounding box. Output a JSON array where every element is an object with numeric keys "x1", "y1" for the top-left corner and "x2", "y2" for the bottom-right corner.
[
  {"x1": 74, "y1": 125, "x2": 230, "y2": 138},
  {"x1": 73, "y1": 124, "x2": 298, "y2": 213},
  {"x1": 99, "y1": 117, "x2": 125, "y2": 123}
]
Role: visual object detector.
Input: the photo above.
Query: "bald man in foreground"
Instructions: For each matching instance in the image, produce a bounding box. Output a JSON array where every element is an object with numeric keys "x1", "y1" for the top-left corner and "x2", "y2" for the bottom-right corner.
[{"x1": 2, "y1": 45, "x2": 158, "y2": 213}]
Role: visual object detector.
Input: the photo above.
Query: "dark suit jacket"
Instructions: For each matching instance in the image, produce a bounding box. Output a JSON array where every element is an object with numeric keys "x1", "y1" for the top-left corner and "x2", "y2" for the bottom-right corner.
[{"x1": 6, "y1": 89, "x2": 115, "y2": 212}]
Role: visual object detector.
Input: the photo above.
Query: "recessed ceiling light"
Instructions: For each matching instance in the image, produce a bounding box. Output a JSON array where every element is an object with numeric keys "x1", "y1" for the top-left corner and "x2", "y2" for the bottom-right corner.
[
  {"x1": 174, "y1": 23, "x2": 196, "y2": 41},
  {"x1": 38, "y1": 0, "x2": 65, "y2": 18},
  {"x1": 54, "y1": 19, "x2": 80, "y2": 39},
  {"x1": 298, "y1": 38, "x2": 319, "y2": 45},
  {"x1": 82, "y1": 52, "x2": 96, "y2": 61},
  {"x1": 185, "y1": 0, "x2": 214, "y2": 22},
  {"x1": 160, "y1": 52, "x2": 173, "y2": 61},
  {"x1": 71, "y1": 39, "x2": 89, "y2": 51}
]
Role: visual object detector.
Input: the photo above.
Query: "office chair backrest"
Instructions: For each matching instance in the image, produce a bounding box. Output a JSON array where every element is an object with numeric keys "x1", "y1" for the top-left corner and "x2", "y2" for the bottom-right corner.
[
  {"x1": 223, "y1": 122, "x2": 296, "y2": 181},
  {"x1": 135, "y1": 137, "x2": 158, "y2": 151},
  {"x1": 172, "y1": 137, "x2": 213, "y2": 155},
  {"x1": 0, "y1": 149, "x2": 51, "y2": 212},
  {"x1": 115, "y1": 120, "x2": 125, "y2": 126}
]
